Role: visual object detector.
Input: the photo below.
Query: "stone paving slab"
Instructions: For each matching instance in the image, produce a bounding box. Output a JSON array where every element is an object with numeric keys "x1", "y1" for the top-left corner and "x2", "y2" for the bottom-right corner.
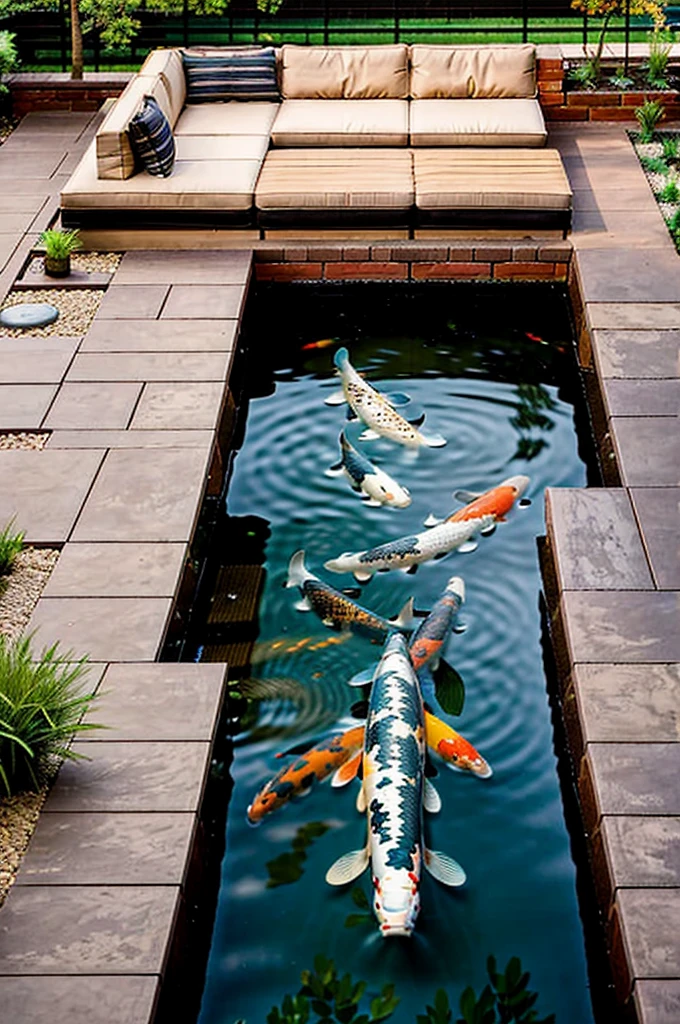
[
  {"x1": 612, "y1": 889, "x2": 680, "y2": 996},
  {"x1": 16, "y1": 812, "x2": 197, "y2": 887},
  {"x1": 130, "y1": 381, "x2": 227, "y2": 431},
  {"x1": 590, "y1": 330, "x2": 680, "y2": 381},
  {"x1": 546, "y1": 488, "x2": 653, "y2": 590},
  {"x1": 568, "y1": 663, "x2": 680, "y2": 749},
  {"x1": 570, "y1": 188, "x2": 660, "y2": 213},
  {"x1": 44, "y1": 741, "x2": 212, "y2": 813},
  {"x1": 26, "y1": 597, "x2": 173, "y2": 662},
  {"x1": 561, "y1": 591, "x2": 680, "y2": 664},
  {"x1": 0, "y1": 152, "x2": 66, "y2": 178},
  {"x1": 611, "y1": 417, "x2": 680, "y2": 487},
  {"x1": 0, "y1": 449, "x2": 104, "y2": 544},
  {"x1": 66, "y1": 351, "x2": 232, "y2": 382},
  {"x1": 601, "y1": 817, "x2": 680, "y2": 889},
  {"x1": 587, "y1": 302, "x2": 680, "y2": 331},
  {"x1": 95, "y1": 284, "x2": 170, "y2": 320},
  {"x1": 602, "y1": 379, "x2": 679, "y2": 417},
  {"x1": 0, "y1": 975, "x2": 159, "y2": 1024},
  {"x1": 0, "y1": 885, "x2": 179, "y2": 974},
  {"x1": 631, "y1": 489, "x2": 680, "y2": 591},
  {"x1": 43, "y1": 381, "x2": 143, "y2": 430},
  {"x1": 46, "y1": 428, "x2": 215, "y2": 449},
  {"x1": 161, "y1": 284, "x2": 246, "y2": 320},
  {"x1": 115, "y1": 249, "x2": 251, "y2": 286},
  {"x1": 71, "y1": 447, "x2": 211, "y2": 542},
  {"x1": 0, "y1": 383, "x2": 57, "y2": 429},
  {"x1": 576, "y1": 249, "x2": 680, "y2": 302},
  {"x1": 42, "y1": 542, "x2": 187, "y2": 598},
  {"x1": 582, "y1": 743, "x2": 680, "y2": 824},
  {"x1": 634, "y1": 979, "x2": 680, "y2": 1024},
  {"x1": 82, "y1": 318, "x2": 238, "y2": 352},
  {"x1": 0, "y1": 337, "x2": 79, "y2": 384},
  {"x1": 570, "y1": 215, "x2": 676, "y2": 252}
]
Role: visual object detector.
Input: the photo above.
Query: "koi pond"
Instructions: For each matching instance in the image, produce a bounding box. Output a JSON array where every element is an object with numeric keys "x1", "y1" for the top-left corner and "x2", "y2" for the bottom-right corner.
[{"x1": 187, "y1": 282, "x2": 596, "y2": 1024}]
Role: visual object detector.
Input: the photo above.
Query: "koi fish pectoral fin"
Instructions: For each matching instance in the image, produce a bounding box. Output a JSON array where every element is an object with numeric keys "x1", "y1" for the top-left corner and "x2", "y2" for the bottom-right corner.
[
  {"x1": 422, "y1": 433, "x2": 447, "y2": 448},
  {"x1": 353, "y1": 571, "x2": 374, "y2": 584},
  {"x1": 358, "y1": 429, "x2": 382, "y2": 442},
  {"x1": 424, "y1": 848, "x2": 466, "y2": 887},
  {"x1": 362, "y1": 497, "x2": 383, "y2": 507},
  {"x1": 331, "y1": 749, "x2": 363, "y2": 788},
  {"x1": 356, "y1": 783, "x2": 367, "y2": 814},
  {"x1": 326, "y1": 847, "x2": 370, "y2": 886},
  {"x1": 423, "y1": 778, "x2": 442, "y2": 814},
  {"x1": 348, "y1": 666, "x2": 375, "y2": 688},
  {"x1": 480, "y1": 522, "x2": 497, "y2": 537},
  {"x1": 453, "y1": 489, "x2": 481, "y2": 503},
  {"x1": 390, "y1": 596, "x2": 417, "y2": 631},
  {"x1": 294, "y1": 597, "x2": 314, "y2": 613},
  {"x1": 325, "y1": 463, "x2": 345, "y2": 478},
  {"x1": 424, "y1": 513, "x2": 444, "y2": 528},
  {"x1": 324, "y1": 389, "x2": 347, "y2": 406}
]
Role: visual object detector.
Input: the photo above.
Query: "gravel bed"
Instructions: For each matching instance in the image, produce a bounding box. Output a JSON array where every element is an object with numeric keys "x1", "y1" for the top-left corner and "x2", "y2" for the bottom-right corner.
[
  {"x1": 0, "y1": 432, "x2": 49, "y2": 450},
  {"x1": 0, "y1": 789, "x2": 46, "y2": 907},
  {"x1": 0, "y1": 547, "x2": 59, "y2": 644},
  {"x1": 0, "y1": 288, "x2": 102, "y2": 338},
  {"x1": 25, "y1": 251, "x2": 122, "y2": 277}
]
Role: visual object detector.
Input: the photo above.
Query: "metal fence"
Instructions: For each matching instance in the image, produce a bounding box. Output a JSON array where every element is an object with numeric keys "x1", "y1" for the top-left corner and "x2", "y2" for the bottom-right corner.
[{"x1": 1, "y1": 0, "x2": 651, "y2": 73}]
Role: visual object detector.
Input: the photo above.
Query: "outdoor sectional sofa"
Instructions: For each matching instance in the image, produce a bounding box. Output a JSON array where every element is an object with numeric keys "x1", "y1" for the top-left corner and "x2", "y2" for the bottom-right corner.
[{"x1": 60, "y1": 43, "x2": 573, "y2": 235}]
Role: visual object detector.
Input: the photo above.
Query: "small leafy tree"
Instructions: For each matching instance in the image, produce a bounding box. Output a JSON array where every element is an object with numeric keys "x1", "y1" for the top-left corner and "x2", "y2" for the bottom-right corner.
[{"x1": 570, "y1": 0, "x2": 665, "y2": 84}]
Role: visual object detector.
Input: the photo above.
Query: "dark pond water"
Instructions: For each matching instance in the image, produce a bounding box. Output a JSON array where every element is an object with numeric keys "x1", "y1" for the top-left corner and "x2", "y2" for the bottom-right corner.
[{"x1": 194, "y1": 283, "x2": 595, "y2": 1024}]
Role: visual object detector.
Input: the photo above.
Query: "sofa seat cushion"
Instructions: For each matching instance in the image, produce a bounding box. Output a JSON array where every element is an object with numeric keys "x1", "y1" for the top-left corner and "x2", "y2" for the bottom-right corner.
[
  {"x1": 62, "y1": 142, "x2": 261, "y2": 212},
  {"x1": 410, "y1": 98, "x2": 546, "y2": 147},
  {"x1": 255, "y1": 149, "x2": 413, "y2": 210},
  {"x1": 281, "y1": 44, "x2": 409, "y2": 99},
  {"x1": 413, "y1": 149, "x2": 572, "y2": 211},
  {"x1": 410, "y1": 44, "x2": 537, "y2": 99},
  {"x1": 175, "y1": 102, "x2": 279, "y2": 136},
  {"x1": 175, "y1": 134, "x2": 269, "y2": 161},
  {"x1": 271, "y1": 99, "x2": 408, "y2": 147}
]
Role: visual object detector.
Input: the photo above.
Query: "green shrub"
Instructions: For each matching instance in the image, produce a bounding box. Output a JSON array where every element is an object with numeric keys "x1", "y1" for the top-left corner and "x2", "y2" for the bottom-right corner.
[
  {"x1": 636, "y1": 98, "x2": 665, "y2": 143},
  {"x1": 662, "y1": 135, "x2": 680, "y2": 160},
  {"x1": 658, "y1": 178, "x2": 680, "y2": 202},
  {"x1": 641, "y1": 153, "x2": 669, "y2": 175},
  {"x1": 0, "y1": 519, "x2": 23, "y2": 577},
  {"x1": 0, "y1": 30, "x2": 17, "y2": 97},
  {"x1": 0, "y1": 634, "x2": 98, "y2": 796},
  {"x1": 570, "y1": 58, "x2": 599, "y2": 89}
]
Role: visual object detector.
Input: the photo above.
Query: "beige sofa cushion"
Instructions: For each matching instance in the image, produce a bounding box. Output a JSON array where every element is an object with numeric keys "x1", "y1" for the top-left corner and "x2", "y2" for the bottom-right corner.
[
  {"x1": 96, "y1": 74, "x2": 173, "y2": 180},
  {"x1": 175, "y1": 102, "x2": 279, "y2": 136},
  {"x1": 410, "y1": 98, "x2": 546, "y2": 147},
  {"x1": 255, "y1": 149, "x2": 413, "y2": 209},
  {"x1": 140, "y1": 48, "x2": 187, "y2": 123},
  {"x1": 271, "y1": 99, "x2": 408, "y2": 147},
  {"x1": 413, "y1": 149, "x2": 572, "y2": 210},
  {"x1": 410, "y1": 44, "x2": 537, "y2": 99},
  {"x1": 63, "y1": 141, "x2": 261, "y2": 211},
  {"x1": 281, "y1": 44, "x2": 409, "y2": 99},
  {"x1": 175, "y1": 134, "x2": 269, "y2": 161}
]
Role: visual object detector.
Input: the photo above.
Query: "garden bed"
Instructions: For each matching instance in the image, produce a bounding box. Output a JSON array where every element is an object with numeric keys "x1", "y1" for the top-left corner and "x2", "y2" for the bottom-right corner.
[
  {"x1": 631, "y1": 129, "x2": 680, "y2": 250},
  {"x1": 0, "y1": 288, "x2": 102, "y2": 337}
]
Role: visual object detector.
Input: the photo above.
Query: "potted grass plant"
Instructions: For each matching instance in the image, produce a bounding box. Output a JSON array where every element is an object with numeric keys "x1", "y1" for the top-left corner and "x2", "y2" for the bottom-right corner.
[{"x1": 39, "y1": 227, "x2": 81, "y2": 278}]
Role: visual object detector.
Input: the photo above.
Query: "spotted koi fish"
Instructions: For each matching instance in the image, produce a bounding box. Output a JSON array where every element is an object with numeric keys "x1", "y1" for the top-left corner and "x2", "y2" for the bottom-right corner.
[
  {"x1": 326, "y1": 430, "x2": 412, "y2": 509},
  {"x1": 286, "y1": 551, "x2": 417, "y2": 641},
  {"x1": 326, "y1": 348, "x2": 446, "y2": 449},
  {"x1": 409, "y1": 575, "x2": 465, "y2": 672},
  {"x1": 247, "y1": 725, "x2": 365, "y2": 824},
  {"x1": 324, "y1": 515, "x2": 493, "y2": 583},
  {"x1": 424, "y1": 474, "x2": 531, "y2": 530},
  {"x1": 326, "y1": 633, "x2": 465, "y2": 937}
]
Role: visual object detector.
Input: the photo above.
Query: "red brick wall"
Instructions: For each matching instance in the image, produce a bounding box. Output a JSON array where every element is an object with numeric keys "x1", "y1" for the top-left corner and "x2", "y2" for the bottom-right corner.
[{"x1": 9, "y1": 73, "x2": 131, "y2": 117}]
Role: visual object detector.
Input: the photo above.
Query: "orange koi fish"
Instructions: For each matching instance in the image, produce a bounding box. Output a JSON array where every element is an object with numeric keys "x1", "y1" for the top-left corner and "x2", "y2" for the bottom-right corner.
[
  {"x1": 424, "y1": 710, "x2": 492, "y2": 778},
  {"x1": 247, "y1": 725, "x2": 364, "y2": 824},
  {"x1": 447, "y1": 474, "x2": 530, "y2": 524},
  {"x1": 301, "y1": 338, "x2": 335, "y2": 351}
]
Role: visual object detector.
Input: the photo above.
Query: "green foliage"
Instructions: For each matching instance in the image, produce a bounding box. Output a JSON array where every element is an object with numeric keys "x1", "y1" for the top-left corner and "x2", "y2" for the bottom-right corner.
[
  {"x1": 658, "y1": 177, "x2": 680, "y2": 202},
  {"x1": 640, "y1": 152, "x2": 669, "y2": 174},
  {"x1": 662, "y1": 135, "x2": 680, "y2": 160},
  {"x1": 666, "y1": 208, "x2": 680, "y2": 242},
  {"x1": 457, "y1": 956, "x2": 555, "y2": 1024},
  {"x1": 570, "y1": 58, "x2": 599, "y2": 89},
  {"x1": 0, "y1": 633, "x2": 98, "y2": 796},
  {"x1": 39, "y1": 228, "x2": 82, "y2": 259},
  {"x1": 645, "y1": 27, "x2": 673, "y2": 88},
  {"x1": 344, "y1": 885, "x2": 372, "y2": 929},
  {"x1": 264, "y1": 955, "x2": 399, "y2": 1024},
  {"x1": 609, "y1": 65, "x2": 634, "y2": 89},
  {"x1": 418, "y1": 989, "x2": 453, "y2": 1024},
  {"x1": 0, "y1": 519, "x2": 23, "y2": 577},
  {"x1": 0, "y1": 30, "x2": 18, "y2": 96},
  {"x1": 265, "y1": 821, "x2": 329, "y2": 888},
  {"x1": 636, "y1": 98, "x2": 665, "y2": 142}
]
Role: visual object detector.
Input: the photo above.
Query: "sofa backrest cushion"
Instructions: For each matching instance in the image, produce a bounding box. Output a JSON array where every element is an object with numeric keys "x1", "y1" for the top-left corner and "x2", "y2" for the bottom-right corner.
[
  {"x1": 182, "y1": 47, "x2": 280, "y2": 102},
  {"x1": 140, "y1": 48, "x2": 187, "y2": 123},
  {"x1": 281, "y1": 44, "x2": 409, "y2": 99},
  {"x1": 128, "y1": 94, "x2": 176, "y2": 177},
  {"x1": 96, "y1": 73, "x2": 173, "y2": 180},
  {"x1": 410, "y1": 44, "x2": 536, "y2": 99}
]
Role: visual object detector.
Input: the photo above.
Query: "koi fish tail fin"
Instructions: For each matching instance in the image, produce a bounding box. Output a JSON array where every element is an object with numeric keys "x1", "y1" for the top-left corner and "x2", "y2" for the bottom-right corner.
[
  {"x1": 446, "y1": 576, "x2": 465, "y2": 603},
  {"x1": 421, "y1": 432, "x2": 447, "y2": 448},
  {"x1": 390, "y1": 596, "x2": 418, "y2": 632},
  {"x1": 424, "y1": 848, "x2": 466, "y2": 887},
  {"x1": 333, "y1": 346, "x2": 350, "y2": 371},
  {"x1": 326, "y1": 847, "x2": 369, "y2": 886},
  {"x1": 286, "y1": 550, "x2": 311, "y2": 589}
]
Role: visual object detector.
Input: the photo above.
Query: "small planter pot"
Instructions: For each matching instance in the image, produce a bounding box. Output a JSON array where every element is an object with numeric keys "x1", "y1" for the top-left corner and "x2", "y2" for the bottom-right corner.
[{"x1": 44, "y1": 254, "x2": 71, "y2": 278}]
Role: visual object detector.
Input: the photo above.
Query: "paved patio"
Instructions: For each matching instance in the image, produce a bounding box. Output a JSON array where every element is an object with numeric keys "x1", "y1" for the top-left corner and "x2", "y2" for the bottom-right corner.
[{"x1": 0, "y1": 109, "x2": 677, "y2": 1024}]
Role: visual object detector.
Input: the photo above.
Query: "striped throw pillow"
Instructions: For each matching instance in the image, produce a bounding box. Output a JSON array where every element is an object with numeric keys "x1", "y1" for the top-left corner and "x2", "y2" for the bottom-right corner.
[
  {"x1": 128, "y1": 95, "x2": 175, "y2": 178},
  {"x1": 182, "y1": 47, "x2": 280, "y2": 103}
]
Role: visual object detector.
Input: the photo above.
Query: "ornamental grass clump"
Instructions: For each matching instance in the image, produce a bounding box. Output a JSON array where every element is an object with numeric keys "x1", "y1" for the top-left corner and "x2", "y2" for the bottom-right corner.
[
  {"x1": 662, "y1": 135, "x2": 680, "y2": 160},
  {"x1": 636, "y1": 99, "x2": 665, "y2": 143},
  {"x1": 0, "y1": 519, "x2": 23, "y2": 577},
  {"x1": 658, "y1": 178, "x2": 680, "y2": 202},
  {"x1": 0, "y1": 634, "x2": 98, "y2": 796},
  {"x1": 640, "y1": 152, "x2": 668, "y2": 175}
]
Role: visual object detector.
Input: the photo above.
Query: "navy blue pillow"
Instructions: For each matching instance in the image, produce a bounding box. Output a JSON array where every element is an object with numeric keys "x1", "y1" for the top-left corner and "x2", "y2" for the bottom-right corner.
[
  {"x1": 128, "y1": 95, "x2": 175, "y2": 178},
  {"x1": 182, "y1": 47, "x2": 279, "y2": 103}
]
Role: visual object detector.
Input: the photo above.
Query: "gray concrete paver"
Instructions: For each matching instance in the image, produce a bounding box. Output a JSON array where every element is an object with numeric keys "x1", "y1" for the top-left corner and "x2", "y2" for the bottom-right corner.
[
  {"x1": 634, "y1": 979, "x2": 680, "y2": 1024},
  {"x1": 42, "y1": 542, "x2": 187, "y2": 598},
  {"x1": 0, "y1": 384, "x2": 57, "y2": 429},
  {"x1": 631, "y1": 488, "x2": 680, "y2": 590},
  {"x1": 561, "y1": 590, "x2": 680, "y2": 663},
  {"x1": 161, "y1": 284, "x2": 245, "y2": 320},
  {"x1": 115, "y1": 249, "x2": 251, "y2": 285},
  {"x1": 66, "y1": 351, "x2": 231, "y2": 382},
  {"x1": 82, "y1": 318, "x2": 238, "y2": 352},
  {"x1": 611, "y1": 417, "x2": 680, "y2": 487},
  {"x1": 601, "y1": 816, "x2": 680, "y2": 889},
  {"x1": 46, "y1": 428, "x2": 215, "y2": 449},
  {"x1": 43, "y1": 381, "x2": 143, "y2": 429},
  {"x1": 130, "y1": 381, "x2": 226, "y2": 430},
  {"x1": 95, "y1": 284, "x2": 170, "y2": 320},
  {"x1": 571, "y1": 663, "x2": 680, "y2": 744},
  {"x1": 602, "y1": 378, "x2": 679, "y2": 417},
  {"x1": 0, "y1": 975, "x2": 159, "y2": 1024},
  {"x1": 585, "y1": 743, "x2": 680, "y2": 818},
  {"x1": 591, "y1": 329, "x2": 680, "y2": 381}
]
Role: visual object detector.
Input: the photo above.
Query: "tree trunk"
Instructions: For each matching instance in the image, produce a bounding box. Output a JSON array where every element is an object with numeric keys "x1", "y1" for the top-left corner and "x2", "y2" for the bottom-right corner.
[
  {"x1": 593, "y1": 10, "x2": 614, "y2": 78},
  {"x1": 70, "y1": 0, "x2": 83, "y2": 80}
]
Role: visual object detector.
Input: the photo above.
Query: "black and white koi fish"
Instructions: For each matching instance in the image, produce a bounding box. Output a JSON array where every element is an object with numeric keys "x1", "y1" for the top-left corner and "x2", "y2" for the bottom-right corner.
[
  {"x1": 325, "y1": 348, "x2": 446, "y2": 448},
  {"x1": 326, "y1": 430, "x2": 412, "y2": 509},
  {"x1": 286, "y1": 551, "x2": 416, "y2": 641},
  {"x1": 325, "y1": 632, "x2": 465, "y2": 937}
]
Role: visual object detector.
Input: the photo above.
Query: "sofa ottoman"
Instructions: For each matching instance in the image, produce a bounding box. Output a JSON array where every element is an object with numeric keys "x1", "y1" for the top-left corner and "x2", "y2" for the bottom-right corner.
[{"x1": 255, "y1": 148, "x2": 413, "y2": 228}]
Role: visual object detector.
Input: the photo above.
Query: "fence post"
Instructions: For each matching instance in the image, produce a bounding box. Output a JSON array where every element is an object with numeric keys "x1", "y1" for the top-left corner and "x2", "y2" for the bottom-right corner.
[
  {"x1": 254, "y1": 0, "x2": 259, "y2": 44},
  {"x1": 59, "y1": 0, "x2": 67, "y2": 72},
  {"x1": 582, "y1": 10, "x2": 588, "y2": 51},
  {"x1": 324, "y1": 0, "x2": 329, "y2": 45},
  {"x1": 394, "y1": 0, "x2": 400, "y2": 44},
  {"x1": 522, "y1": 0, "x2": 528, "y2": 44},
  {"x1": 183, "y1": 0, "x2": 189, "y2": 48},
  {"x1": 624, "y1": 0, "x2": 631, "y2": 75}
]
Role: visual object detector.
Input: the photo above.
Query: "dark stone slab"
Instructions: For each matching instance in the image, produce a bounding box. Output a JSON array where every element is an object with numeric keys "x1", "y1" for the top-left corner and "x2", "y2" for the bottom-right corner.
[
  {"x1": 612, "y1": 888, "x2": 680, "y2": 989},
  {"x1": 66, "y1": 351, "x2": 231, "y2": 383},
  {"x1": 161, "y1": 284, "x2": 246, "y2": 320},
  {"x1": 584, "y1": 743, "x2": 680, "y2": 820},
  {"x1": 602, "y1": 379, "x2": 679, "y2": 417},
  {"x1": 0, "y1": 449, "x2": 104, "y2": 544},
  {"x1": 602, "y1": 816, "x2": 680, "y2": 888},
  {"x1": 546, "y1": 488, "x2": 653, "y2": 590},
  {"x1": 0, "y1": 885, "x2": 179, "y2": 974},
  {"x1": 95, "y1": 285, "x2": 169, "y2": 321},
  {"x1": 115, "y1": 249, "x2": 252, "y2": 286},
  {"x1": 635, "y1": 980, "x2": 680, "y2": 1024},
  {"x1": 571, "y1": 664, "x2": 680, "y2": 745},
  {"x1": 631, "y1": 488, "x2": 680, "y2": 590},
  {"x1": 130, "y1": 381, "x2": 226, "y2": 430},
  {"x1": 561, "y1": 591, "x2": 680, "y2": 664},
  {"x1": 71, "y1": 447, "x2": 211, "y2": 542},
  {"x1": 27, "y1": 597, "x2": 172, "y2": 662},
  {"x1": 81, "y1": 662, "x2": 227, "y2": 741},
  {"x1": 42, "y1": 542, "x2": 187, "y2": 598},
  {"x1": 82, "y1": 318, "x2": 238, "y2": 352},
  {"x1": 0, "y1": 337, "x2": 79, "y2": 385},
  {"x1": 17, "y1": 812, "x2": 196, "y2": 886},
  {"x1": 0, "y1": 976, "x2": 159, "y2": 1024},
  {"x1": 47, "y1": 429, "x2": 215, "y2": 449},
  {"x1": 43, "y1": 382, "x2": 143, "y2": 430},
  {"x1": 44, "y1": 741, "x2": 212, "y2": 813},
  {"x1": 611, "y1": 417, "x2": 680, "y2": 486},
  {"x1": 0, "y1": 384, "x2": 57, "y2": 429},
  {"x1": 0, "y1": 303, "x2": 59, "y2": 329}
]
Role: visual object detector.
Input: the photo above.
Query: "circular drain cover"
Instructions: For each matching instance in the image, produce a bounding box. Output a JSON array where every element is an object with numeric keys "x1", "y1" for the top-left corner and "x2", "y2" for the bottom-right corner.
[{"x1": 0, "y1": 302, "x2": 59, "y2": 329}]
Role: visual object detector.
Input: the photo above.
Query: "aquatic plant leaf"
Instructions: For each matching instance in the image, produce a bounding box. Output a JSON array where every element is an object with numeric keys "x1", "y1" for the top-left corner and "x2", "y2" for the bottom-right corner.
[
  {"x1": 435, "y1": 989, "x2": 451, "y2": 1020},
  {"x1": 265, "y1": 850, "x2": 305, "y2": 888},
  {"x1": 351, "y1": 886, "x2": 369, "y2": 910},
  {"x1": 344, "y1": 912, "x2": 372, "y2": 928},
  {"x1": 433, "y1": 662, "x2": 465, "y2": 716},
  {"x1": 311, "y1": 1000, "x2": 332, "y2": 1017},
  {"x1": 458, "y1": 986, "x2": 477, "y2": 1024}
]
